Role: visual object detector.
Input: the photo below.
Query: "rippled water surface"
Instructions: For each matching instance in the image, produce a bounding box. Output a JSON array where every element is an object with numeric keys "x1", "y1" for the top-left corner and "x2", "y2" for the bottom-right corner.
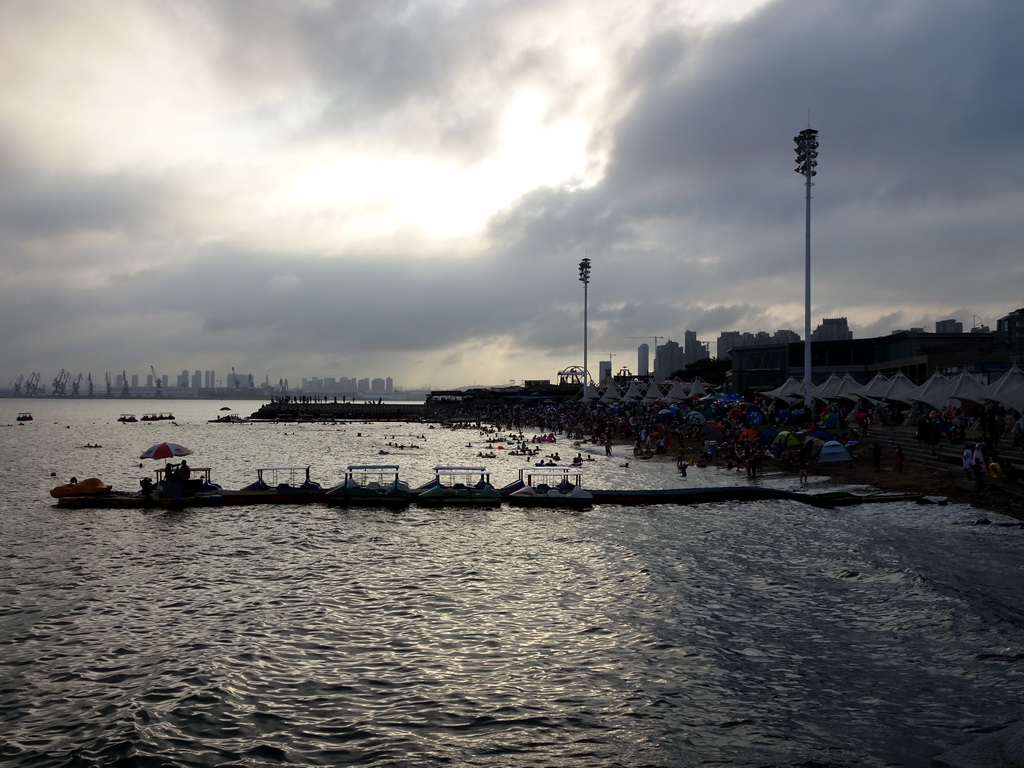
[{"x1": 3, "y1": 400, "x2": 1024, "y2": 767}]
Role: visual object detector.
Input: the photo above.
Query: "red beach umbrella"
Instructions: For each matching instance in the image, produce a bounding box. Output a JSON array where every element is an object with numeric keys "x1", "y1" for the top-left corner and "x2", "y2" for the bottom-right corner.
[{"x1": 139, "y1": 442, "x2": 192, "y2": 460}]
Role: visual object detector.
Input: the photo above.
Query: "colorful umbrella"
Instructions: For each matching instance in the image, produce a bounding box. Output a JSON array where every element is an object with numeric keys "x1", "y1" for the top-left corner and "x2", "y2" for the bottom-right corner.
[{"x1": 139, "y1": 442, "x2": 192, "y2": 460}]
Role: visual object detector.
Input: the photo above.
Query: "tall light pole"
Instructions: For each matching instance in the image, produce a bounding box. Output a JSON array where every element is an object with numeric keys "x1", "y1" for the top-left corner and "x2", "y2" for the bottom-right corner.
[
  {"x1": 794, "y1": 127, "x2": 819, "y2": 419},
  {"x1": 579, "y1": 257, "x2": 591, "y2": 397}
]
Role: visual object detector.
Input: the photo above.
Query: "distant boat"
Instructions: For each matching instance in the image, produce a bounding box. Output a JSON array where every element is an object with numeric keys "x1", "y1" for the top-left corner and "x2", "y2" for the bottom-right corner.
[
  {"x1": 117, "y1": 414, "x2": 137, "y2": 423},
  {"x1": 16, "y1": 412, "x2": 32, "y2": 421}
]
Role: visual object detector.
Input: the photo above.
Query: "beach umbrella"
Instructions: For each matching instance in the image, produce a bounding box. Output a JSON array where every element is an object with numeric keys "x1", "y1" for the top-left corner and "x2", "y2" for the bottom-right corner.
[{"x1": 139, "y1": 442, "x2": 192, "y2": 460}]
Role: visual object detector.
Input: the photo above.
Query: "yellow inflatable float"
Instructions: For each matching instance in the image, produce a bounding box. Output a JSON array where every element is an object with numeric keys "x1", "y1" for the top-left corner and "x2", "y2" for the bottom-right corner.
[{"x1": 50, "y1": 477, "x2": 113, "y2": 498}]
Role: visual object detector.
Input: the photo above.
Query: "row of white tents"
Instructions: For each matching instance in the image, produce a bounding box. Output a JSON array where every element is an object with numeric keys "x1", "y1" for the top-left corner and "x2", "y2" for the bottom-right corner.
[
  {"x1": 581, "y1": 377, "x2": 717, "y2": 404},
  {"x1": 760, "y1": 366, "x2": 1024, "y2": 414}
]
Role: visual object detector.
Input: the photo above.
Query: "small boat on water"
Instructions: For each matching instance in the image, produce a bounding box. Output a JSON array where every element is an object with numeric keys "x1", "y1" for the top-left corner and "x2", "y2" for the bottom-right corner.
[
  {"x1": 16, "y1": 412, "x2": 32, "y2": 422},
  {"x1": 415, "y1": 466, "x2": 502, "y2": 507},
  {"x1": 117, "y1": 414, "x2": 138, "y2": 423},
  {"x1": 209, "y1": 413, "x2": 249, "y2": 423},
  {"x1": 507, "y1": 467, "x2": 593, "y2": 508},
  {"x1": 326, "y1": 465, "x2": 411, "y2": 507},
  {"x1": 140, "y1": 413, "x2": 175, "y2": 421}
]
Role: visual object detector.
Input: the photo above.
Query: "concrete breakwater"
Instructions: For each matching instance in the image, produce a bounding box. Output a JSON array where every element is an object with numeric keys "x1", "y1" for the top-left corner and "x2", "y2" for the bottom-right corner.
[{"x1": 251, "y1": 401, "x2": 429, "y2": 421}]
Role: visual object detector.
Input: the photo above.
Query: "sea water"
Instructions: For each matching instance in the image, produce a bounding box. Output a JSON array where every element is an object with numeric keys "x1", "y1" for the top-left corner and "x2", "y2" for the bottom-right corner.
[{"x1": 2, "y1": 399, "x2": 1023, "y2": 767}]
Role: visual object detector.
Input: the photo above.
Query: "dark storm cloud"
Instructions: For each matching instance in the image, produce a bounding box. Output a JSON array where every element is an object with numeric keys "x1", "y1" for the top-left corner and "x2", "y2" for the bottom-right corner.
[{"x1": 2, "y1": 0, "x2": 1023, "y2": 389}]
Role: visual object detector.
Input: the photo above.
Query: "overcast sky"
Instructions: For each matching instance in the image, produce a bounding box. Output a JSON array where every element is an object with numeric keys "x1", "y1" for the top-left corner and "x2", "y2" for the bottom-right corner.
[{"x1": 2, "y1": 0, "x2": 1022, "y2": 391}]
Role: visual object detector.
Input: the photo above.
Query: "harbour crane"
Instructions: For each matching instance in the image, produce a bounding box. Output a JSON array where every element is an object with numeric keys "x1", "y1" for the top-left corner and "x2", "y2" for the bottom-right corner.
[
  {"x1": 25, "y1": 372, "x2": 41, "y2": 396},
  {"x1": 87, "y1": 373, "x2": 95, "y2": 397},
  {"x1": 70, "y1": 373, "x2": 82, "y2": 396},
  {"x1": 13, "y1": 375, "x2": 23, "y2": 395},
  {"x1": 151, "y1": 366, "x2": 162, "y2": 396},
  {"x1": 121, "y1": 371, "x2": 131, "y2": 398},
  {"x1": 231, "y1": 367, "x2": 240, "y2": 390},
  {"x1": 105, "y1": 372, "x2": 113, "y2": 397},
  {"x1": 52, "y1": 369, "x2": 70, "y2": 396}
]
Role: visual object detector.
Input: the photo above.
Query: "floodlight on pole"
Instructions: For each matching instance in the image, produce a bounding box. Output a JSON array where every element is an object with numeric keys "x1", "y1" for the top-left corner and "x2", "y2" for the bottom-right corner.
[
  {"x1": 793, "y1": 127, "x2": 818, "y2": 418},
  {"x1": 579, "y1": 257, "x2": 591, "y2": 397}
]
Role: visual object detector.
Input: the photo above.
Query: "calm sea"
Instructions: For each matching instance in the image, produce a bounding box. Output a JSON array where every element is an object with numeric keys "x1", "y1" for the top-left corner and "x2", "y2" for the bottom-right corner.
[{"x1": 2, "y1": 399, "x2": 1023, "y2": 767}]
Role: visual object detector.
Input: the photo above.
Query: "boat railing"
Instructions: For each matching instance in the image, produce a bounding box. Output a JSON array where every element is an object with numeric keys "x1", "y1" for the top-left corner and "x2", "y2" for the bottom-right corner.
[
  {"x1": 251, "y1": 466, "x2": 317, "y2": 489},
  {"x1": 431, "y1": 465, "x2": 492, "y2": 488},
  {"x1": 155, "y1": 467, "x2": 211, "y2": 483}
]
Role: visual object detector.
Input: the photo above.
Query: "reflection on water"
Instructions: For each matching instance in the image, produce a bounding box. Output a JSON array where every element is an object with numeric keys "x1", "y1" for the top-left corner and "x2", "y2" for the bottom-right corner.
[{"x1": 2, "y1": 400, "x2": 1023, "y2": 767}]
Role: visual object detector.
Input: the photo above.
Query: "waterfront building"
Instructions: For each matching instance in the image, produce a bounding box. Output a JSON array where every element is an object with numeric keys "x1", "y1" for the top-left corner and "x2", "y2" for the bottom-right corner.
[{"x1": 729, "y1": 329, "x2": 1007, "y2": 395}]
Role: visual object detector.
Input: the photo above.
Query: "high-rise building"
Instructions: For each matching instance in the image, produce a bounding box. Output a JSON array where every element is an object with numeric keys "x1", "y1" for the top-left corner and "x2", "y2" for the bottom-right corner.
[
  {"x1": 598, "y1": 360, "x2": 612, "y2": 384},
  {"x1": 654, "y1": 340, "x2": 683, "y2": 380},
  {"x1": 935, "y1": 318, "x2": 963, "y2": 334},
  {"x1": 812, "y1": 317, "x2": 853, "y2": 342},
  {"x1": 637, "y1": 344, "x2": 649, "y2": 377}
]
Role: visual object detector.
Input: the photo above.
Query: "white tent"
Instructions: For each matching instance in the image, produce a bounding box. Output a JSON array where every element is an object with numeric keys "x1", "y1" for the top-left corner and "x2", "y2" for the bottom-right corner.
[
  {"x1": 827, "y1": 373, "x2": 866, "y2": 403},
  {"x1": 582, "y1": 381, "x2": 601, "y2": 401},
  {"x1": 811, "y1": 373, "x2": 844, "y2": 401},
  {"x1": 621, "y1": 380, "x2": 645, "y2": 401},
  {"x1": 686, "y1": 377, "x2": 715, "y2": 400},
  {"x1": 905, "y1": 371, "x2": 951, "y2": 410},
  {"x1": 762, "y1": 377, "x2": 804, "y2": 403},
  {"x1": 664, "y1": 380, "x2": 690, "y2": 402},
  {"x1": 642, "y1": 382, "x2": 664, "y2": 402},
  {"x1": 599, "y1": 384, "x2": 622, "y2": 402},
  {"x1": 936, "y1": 369, "x2": 989, "y2": 408},
  {"x1": 850, "y1": 372, "x2": 889, "y2": 401},
  {"x1": 875, "y1": 372, "x2": 920, "y2": 405},
  {"x1": 981, "y1": 366, "x2": 1024, "y2": 414}
]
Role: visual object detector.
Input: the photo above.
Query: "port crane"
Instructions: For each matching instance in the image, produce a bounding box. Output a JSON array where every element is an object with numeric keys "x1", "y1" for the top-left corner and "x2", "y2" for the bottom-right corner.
[
  {"x1": 104, "y1": 372, "x2": 113, "y2": 397},
  {"x1": 86, "y1": 373, "x2": 95, "y2": 397},
  {"x1": 121, "y1": 371, "x2": 131, "y2": 398},
  {"x1": 70, "y1": 373, "x2": 82, "y2": 396},
  {"x1": 51, "y1": 369, "x2": 70, "y2": 396},
  {"x1": 13, "y1": 375, "x2": 22, "y2": 395},
  {"x1": 24, "y1": 372, "x2": 41, "y2": 396},
  {"x1": 151, "y1": 366, "x2": 162, "y2": 396},
  {"x1": 231, "y1": 367, "x2": 241, "y2": 390}
]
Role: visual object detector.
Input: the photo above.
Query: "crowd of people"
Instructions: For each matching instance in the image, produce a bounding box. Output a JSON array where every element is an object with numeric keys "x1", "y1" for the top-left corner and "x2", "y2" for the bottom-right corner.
[{"x1": 432, "y1": 390, "x2": 1023, "y2": 489}]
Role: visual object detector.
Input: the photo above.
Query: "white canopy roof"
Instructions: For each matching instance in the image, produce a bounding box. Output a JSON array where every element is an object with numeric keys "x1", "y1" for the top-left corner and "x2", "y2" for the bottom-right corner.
[
  {"x1": 875, "y1": 372, "x2": 920, "y2": 405},
  {"x1": 904, "y1": 370, "x2": 951, "y2": 409},
  {"x1": 980, "y1": 365, "x2": 1024, "y2": 413},
  {"x1": 664, "y1": 380, "x2": 690, "y2": 402},
  {"x1": 642, "y1": 382, "x2": 664, "y2": 402},
  {"x1": 621, "y1": 379, "x2": 645, "y2": 401},
  {"x1": 850, "y1": 372, "x2": 889, "y2": 401}
]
